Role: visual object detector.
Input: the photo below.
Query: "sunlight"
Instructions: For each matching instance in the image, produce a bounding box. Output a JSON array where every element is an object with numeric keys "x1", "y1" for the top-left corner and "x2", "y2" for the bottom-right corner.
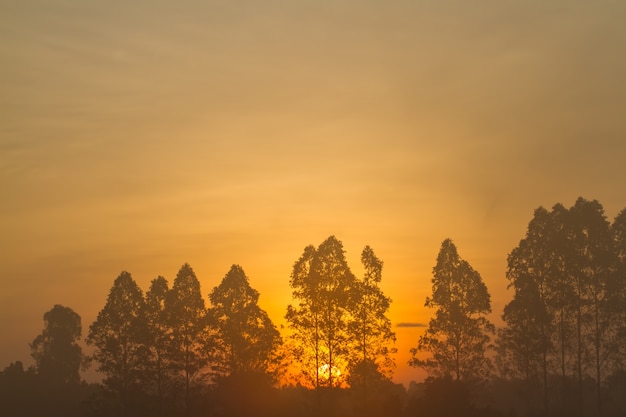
[{"x1": 318, "y1": 363, "x2": 342, "y2": 380}]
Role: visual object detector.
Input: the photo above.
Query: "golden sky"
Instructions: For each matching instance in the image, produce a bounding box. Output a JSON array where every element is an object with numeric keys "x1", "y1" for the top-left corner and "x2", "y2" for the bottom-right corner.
[{"x1": 1, "y1": 0, "x2": 626, "y2": 386}]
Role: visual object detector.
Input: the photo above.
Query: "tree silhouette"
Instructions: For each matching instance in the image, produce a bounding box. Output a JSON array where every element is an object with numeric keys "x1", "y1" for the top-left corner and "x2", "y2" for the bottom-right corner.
[
  {"x1": 347, "y1": 245, "x2": 396, "y2": 415},
  {"x1": 498, "y1": 206, "x2": 555, "y2": 413},
  {"x1": 610, "y1": 209, "x2": 626, "y2": 359},
  {"x1": 569, "y1": 198, "x2": 614, "y2": 416},
  {"x1": 30, "y1": 304, "x2": 83, "y2": 385},
  {"x1": 286, "y1": 236, "x2": 358, "y2": 389},
  {"x1": 87, "y1": 271, "x2": 147, "y2": 415},
  {"x1": 143, "y1": 275, "x2": 172, "y2": 414},
  {"x1": 410, "y1": 239, "x2": 494, "y2": 381},
  {"x1": 611, "y1": 208, "x2": 626, "y2": 368},
  {"x1": 209, "y1": 264, "x2": 282, "y2": 378},
  {"x1": 285, "y1": 244, "x2": 320, "y2": 388},
  {"x1": 499, "y1": 198, "x2": 626, "y2": 417},
  {"x1": 165, "y1": 263, "x2": 208, "y2": 416}
]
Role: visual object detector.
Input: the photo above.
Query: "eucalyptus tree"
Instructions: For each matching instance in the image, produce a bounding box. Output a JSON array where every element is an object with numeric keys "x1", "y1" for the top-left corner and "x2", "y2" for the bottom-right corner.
[
  {"x1": 285, "y1": 244, "x2": 319, "y2": 387},
  {"x1": 286, "y1": 236, "x2": 358, "y2": 389},
  {"x1": 501, "y1": 198, "x2": 625, "y2": 416},
  {"x1": 208, "y1": 264, "x2": 281, "y2": 378},
  {"x1": 143, "y1": 276, "x2": 171, "y2": 410},
  {"x1": 165, "y1": 263, "x2": 209, "y2": 415},
  {"x1": 543, "y1": 204, "x2": 577, "y2": 394},
  {"x1": 348, "y1": 246, "x2": 396, "y2": 382},
  {"x1": 31, "y1": 304, "x2": 83, "y2": 384},
  {"x1": 410, "y1": 239, "x2": 494, "y2": 382},
  {"x1": 87, "y1": 271, "x2": 147, "y2": 413},
  {"x1": 499, "y1": 206, "x2": 556, "y2": 411},
  {"x1": 612, "y1": 208, "x2": 626, "y2": 364},
  {"x1": 569, "y1": 198, "x2": 615, "y2": 415}
]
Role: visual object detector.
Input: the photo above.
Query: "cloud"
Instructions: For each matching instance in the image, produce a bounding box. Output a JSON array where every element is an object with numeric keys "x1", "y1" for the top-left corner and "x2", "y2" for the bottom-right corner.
[{"x1": 396, "y1": 322, "x2": 426, "y2": 328}]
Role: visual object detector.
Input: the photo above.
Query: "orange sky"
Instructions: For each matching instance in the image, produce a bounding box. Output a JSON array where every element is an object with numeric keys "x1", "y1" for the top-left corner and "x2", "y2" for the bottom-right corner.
[{"x1": 1, "y1": 0, "x2": 626, "y2": 387}]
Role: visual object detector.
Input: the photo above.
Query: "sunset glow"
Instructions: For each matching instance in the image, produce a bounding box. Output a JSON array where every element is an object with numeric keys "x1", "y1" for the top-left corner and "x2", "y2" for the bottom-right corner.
[
  {"x1": 319, "y1": 364, "x2": 342, "y2": 380},
  {"x1": 1, "y1": 0, "x2": 626, "y2": 396}
]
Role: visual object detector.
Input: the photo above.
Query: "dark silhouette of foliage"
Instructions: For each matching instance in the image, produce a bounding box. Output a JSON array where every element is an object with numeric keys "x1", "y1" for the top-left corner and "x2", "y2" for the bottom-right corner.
[
  {"x1": 498, "y1": 206, "x2": 555, "y2": 412},
  {"x1": 284, "y1": 244, "x2": 319, "y2": 388},
  {"x1": 143, "y1": 275, "x2": 172, "y2": 415},
  {"x1": 3, "y1": 319, "x2": 96, "y2": 417},
  {"x1": 87, "y1": 271, "x2": 147, "y2": 415},
  {"x1": 211, "y1": 371, "x2": 277, "y2": 417},
  {"x1": 569, "y1": 198, "x2": 615, "y2": 416},
  {"x1": 4, "y1": 209, "x2": 626, "y2": 417},
  {"x1": 499, "y1": 198, "x2": 626, "y2": 417},
  {"x1": 348, "y1": 359, "x2": 405, "y2": 417},
  {"x1": 165, "y1": 263, "x2": 209, "y2": 416},
  {"x1": 410, "y1": 239, "x2": 495, "y2": 382},
  {"x1": 348, "y1": 246, "x2": 396, "y2": 380},
  {"x1": 31, "y1": 304, "x2": 83, "y2": 384},
  {"x1": 403, "y1": 377, "x2": 507, "y2": 417},
  {"x1": 209, "y1": 264, "x2": 282, "y2": 378},
  {"x1": 611, "y1": 209, "x2": 626, "y2": 369},
  {"x1": 345, "y1": 246, "x2": 398, "y2": 415},
  {"x1": 286, "y1": 236, "x2": 358, "y2": 389}
]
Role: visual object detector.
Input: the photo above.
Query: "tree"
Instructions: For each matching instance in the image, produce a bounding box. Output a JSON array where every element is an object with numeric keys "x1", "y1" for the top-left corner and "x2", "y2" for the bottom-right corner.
[
  {"x1": 285, "y1": 244, "x2": 320, "y2": 388},
  {"x1": 87, "y1": 271, "x2": 147, "y2": 414},
  {"x1": 498, "y1": 206, "x2": 555, "y2": 413},
  {"x1": 410, "y1": 239, "x2": 494, "y2": 382},
  {"x1": 143, "y1": 276, "x2": 171, "y2": 414},
  {"x1": 612, "y1": 209, "x2": 626, "y2": 371},
  {"x1": 1, "y1": 359, "x2": 92, "y2": 417},
  {"x1": 348, "y1": 246, "x2": 396, "y2": 392},
  {"x1": 165, "y1": 263, "x2": 208, "y2": 416},
  {"x1": 499, "y1": 198, "x2": 626, "y2": 417},
  {"x1": 569, "y1": 198, "x2": 614, "y2": 416},
  {"x1": 31, "y1": 304, "x2": 83, "y2": 385},
  {"x1": 208, "y1": 264, "x2": 282, "y2": 378},
  {"x1": 286, "y1": 236, "x2": 358, "y2": 389}
]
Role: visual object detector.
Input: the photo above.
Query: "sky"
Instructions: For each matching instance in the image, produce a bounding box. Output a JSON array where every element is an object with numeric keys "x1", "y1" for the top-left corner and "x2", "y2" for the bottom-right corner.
[{"x1": 1, "y1": 0, "x2": 626, "y2": 386}]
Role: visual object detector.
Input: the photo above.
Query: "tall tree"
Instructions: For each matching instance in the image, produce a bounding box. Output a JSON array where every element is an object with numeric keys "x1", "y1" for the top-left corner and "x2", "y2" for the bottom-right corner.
[
  {"x1": 165, "y1": 263, "x2": 208, "y2": 416},
  {"x1": 208, "y1": 264, "x2": 282, "y2": 378},
  {"x1": 611, "y1": 209, "x2": 626, "y2": 371},
  {"x1": 499, "y1": 206, "x2": 555, "y2": 413},
  {"x1": 569, "y1": 198, "x2": 614, "y2": 416},
  {"x1": 143, "y1": 276, "x2": 171, "y2": 413},
  {"x1": 545, "y1": 204, "x2": 577, "y2": 399},
  {"x1": 31, "y1": 304, "x2": 83, "y2": 384},
  {"x1": 348, "y1": 246, "x2": 396, "y2": 381},
  {"x1": 286, "y1": 236, "x2": 358, "y2": 389},
  {"x1": 410, "y1": 239, "x2": 494, "y2": 382},
  {"x1": 285, "y1": 244, "x2": 320, "y2": 388},
  {"x1": 500, "y1": 198, "x2": 626, "y2": 416},
  {"x1": 87, "y1": 271, "x2": 147, "y2": 415}
]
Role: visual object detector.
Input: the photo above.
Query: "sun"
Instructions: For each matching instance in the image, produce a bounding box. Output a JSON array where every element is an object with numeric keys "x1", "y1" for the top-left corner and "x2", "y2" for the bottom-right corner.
[{"x1": 318, "y1": 363, "x2": 341, "y2": 380}]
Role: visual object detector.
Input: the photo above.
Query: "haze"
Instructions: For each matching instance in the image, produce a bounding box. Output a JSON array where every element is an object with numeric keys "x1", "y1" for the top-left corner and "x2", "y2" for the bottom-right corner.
[{"x1": 1, "y1": 0, "x2": 625, "y2": 386}]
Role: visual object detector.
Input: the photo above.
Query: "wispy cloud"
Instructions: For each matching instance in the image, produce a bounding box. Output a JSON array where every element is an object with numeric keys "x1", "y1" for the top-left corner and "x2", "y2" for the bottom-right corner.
[{"x1": 396, "y1": 322, "x2": 426, "y2": 328}]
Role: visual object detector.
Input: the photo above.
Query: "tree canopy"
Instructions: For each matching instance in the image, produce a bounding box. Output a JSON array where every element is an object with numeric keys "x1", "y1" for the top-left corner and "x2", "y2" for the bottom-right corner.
[
  {"x1": 209, "y1": 264, "x2": 282, "y2": 378},
  {"x1": 30, "y1": 304, "x2": 83, "y2": 384},
  {"x1": 410, "y1": 238, "x2": 494, "y2": 381}
]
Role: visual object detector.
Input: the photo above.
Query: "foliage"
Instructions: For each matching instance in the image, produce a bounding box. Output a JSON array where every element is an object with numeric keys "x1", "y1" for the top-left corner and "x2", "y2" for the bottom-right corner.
[
  {"x1": 3, "y1": 202, "x2": 626, "y2": 416},
  {"x1": 30, "y1": 304, "x2": 83, "y2": 384},
  {"x1": 165, "y1": 263, "x2": 209, "y2": 414},
  {"x1": 348, "y1": 246, "x2": 396, "y2": 381},
  {"x1": 498, "y1": 197, "x2": 626, "y2": 416},
  {"x1": 410, "y1": 239, "x2": 494, "y2": 381},
  {"x1": 143, "y1": 275, "x2": 172, "y2": 412},
  {"x1": 87, "y1": 270, "x2": 147, "y2": 411},
  {"x1": 286, "y1": 236, "x2": 358, "y2": 388},
  {"x1": 208, "y1": 264, "x2": 282, "y2": 378}
]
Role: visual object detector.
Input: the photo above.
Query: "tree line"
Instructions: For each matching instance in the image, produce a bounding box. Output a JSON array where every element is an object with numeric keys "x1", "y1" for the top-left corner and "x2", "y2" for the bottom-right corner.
[{"x1": 1, "y1": 197, "x2": 625, "y2": 417}]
